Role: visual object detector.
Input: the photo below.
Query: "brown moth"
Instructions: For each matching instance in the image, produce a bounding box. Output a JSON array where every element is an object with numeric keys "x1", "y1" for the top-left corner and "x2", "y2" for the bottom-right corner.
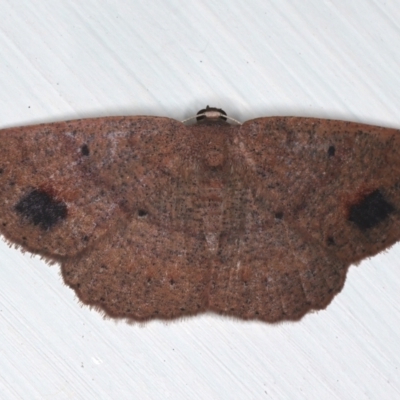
[{"x1": 0, "y1": 107, "x2": 399, "y2": 322}]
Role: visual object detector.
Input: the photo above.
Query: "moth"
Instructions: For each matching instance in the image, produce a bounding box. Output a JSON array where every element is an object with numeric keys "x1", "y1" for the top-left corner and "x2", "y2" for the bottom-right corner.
[{"x1": 0, "y1": 107, "x2": 399, "y2": 322}]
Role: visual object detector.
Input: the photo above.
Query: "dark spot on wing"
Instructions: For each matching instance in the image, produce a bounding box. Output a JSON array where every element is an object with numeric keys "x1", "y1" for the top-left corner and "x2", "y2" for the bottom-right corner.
[
  {"x1": 81, "y1": 144, "x2": 90, "y2": 156},
  {"x1": 138, "y1": 209, "x2": 148, "y2": 217},
  {"x1": 14, "y1": 188, "x2": 67, "y2": 230},
  {"x1": 348, "y1": 189, "x2": 395, "y2": 230},
  {"x1": 328, "y1": 145, "x2": 335, "y2": 157}
]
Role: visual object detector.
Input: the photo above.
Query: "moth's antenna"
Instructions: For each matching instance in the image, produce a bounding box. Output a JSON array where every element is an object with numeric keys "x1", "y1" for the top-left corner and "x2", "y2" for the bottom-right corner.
[{"x1": 182, "y1": 106, "x2": 242, "y2": 125}]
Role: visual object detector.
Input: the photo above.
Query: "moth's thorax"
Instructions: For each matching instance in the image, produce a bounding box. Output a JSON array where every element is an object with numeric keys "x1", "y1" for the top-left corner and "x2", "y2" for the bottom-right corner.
[
  {"x1": 190, "y1": 121, "x2": 238, "y2": 171},
  {"x1": 187, "y1": 121, "x2": 241, "y2": 253}
]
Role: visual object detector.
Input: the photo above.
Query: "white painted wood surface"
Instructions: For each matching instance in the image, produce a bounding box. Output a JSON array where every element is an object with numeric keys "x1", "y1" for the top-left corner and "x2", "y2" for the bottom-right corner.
[{"x1": 0, "y1": 1, "x2": 399, "y2": 399}]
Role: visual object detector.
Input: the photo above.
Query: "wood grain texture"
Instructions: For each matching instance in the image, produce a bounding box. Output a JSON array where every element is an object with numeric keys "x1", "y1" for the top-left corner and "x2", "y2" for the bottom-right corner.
[{"x1": 0, "y1": 114, "x2": 399, "y2": 322}]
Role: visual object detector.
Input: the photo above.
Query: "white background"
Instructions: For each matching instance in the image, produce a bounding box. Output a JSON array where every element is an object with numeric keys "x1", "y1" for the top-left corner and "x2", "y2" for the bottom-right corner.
[{"x1": 0, "y1": 1, "x2": 400, "y2": 399}]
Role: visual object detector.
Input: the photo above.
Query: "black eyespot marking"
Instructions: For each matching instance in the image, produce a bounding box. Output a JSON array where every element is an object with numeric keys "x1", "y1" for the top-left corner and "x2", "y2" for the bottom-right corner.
[
  {"x1": 14, "y1": 188, "x2": 67, "y2": 230},
  {"x1": 328, "y1": 145, "x2": 335, "y2": 157},
  {"x1": 81, "y1": 144, "x2": 90, "y2": 156},
  {"x1": 138, "y1": 209, "x2": 148, "y2": 217},
  {"x1": 0, "y1": 168, "x2": 4, "y2": 174},
  {"x1": 348, "y1": 189, "x2": 395, "y2": 231},
  {"x1": 275, "y1": 212, "x2": 284, "y2": 220}
]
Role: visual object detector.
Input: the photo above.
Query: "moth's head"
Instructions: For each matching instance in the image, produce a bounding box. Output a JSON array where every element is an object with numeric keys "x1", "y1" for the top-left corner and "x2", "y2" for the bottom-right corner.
[
  {"x1": 196, "y1": 106, "x2": 227, "y2": 123},
  {"x1": 181, "y1": 106, "x2": 241, "y2": 125}
]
